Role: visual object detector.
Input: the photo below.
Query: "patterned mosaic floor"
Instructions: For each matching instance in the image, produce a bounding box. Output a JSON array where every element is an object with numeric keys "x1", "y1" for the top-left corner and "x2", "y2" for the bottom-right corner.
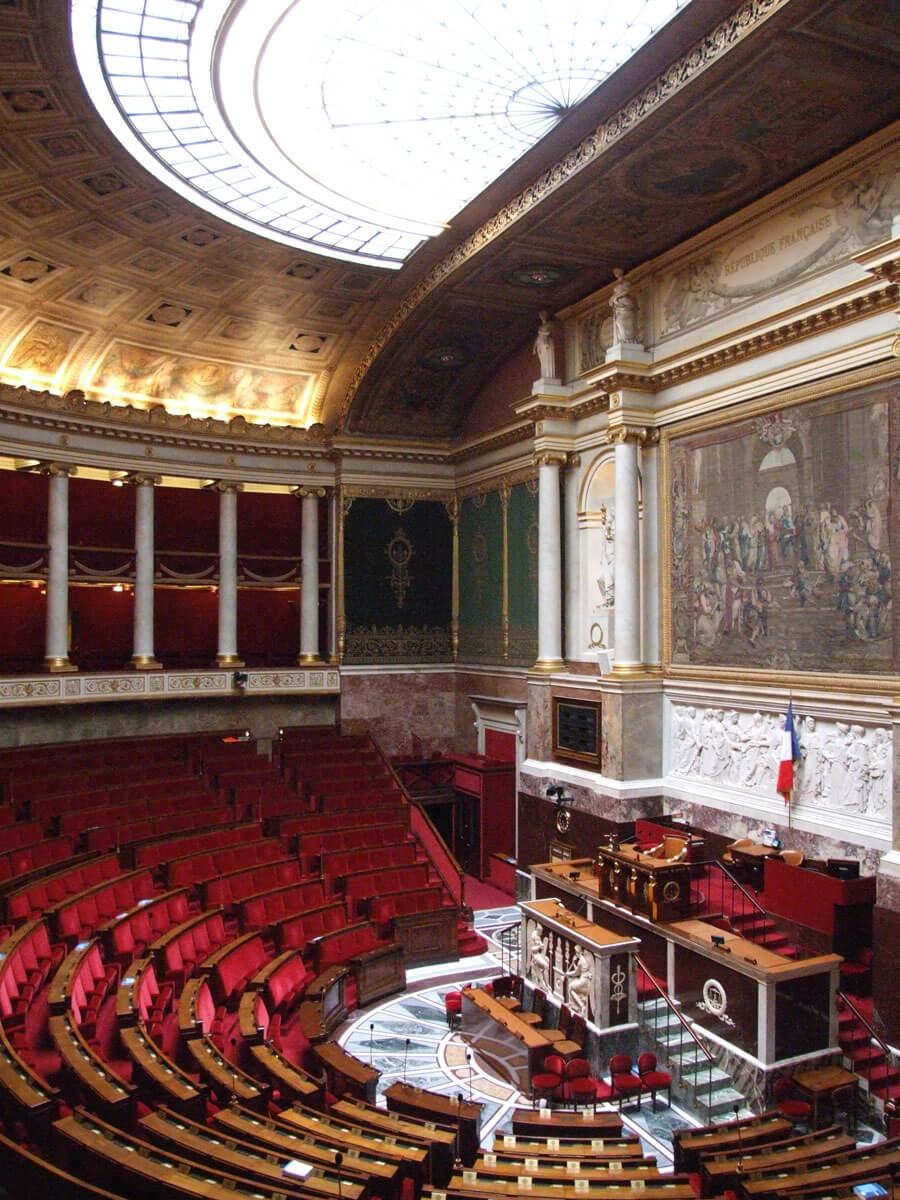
[{"x1": 339, "y1": 906, "x2": 699, "y2": 1165}]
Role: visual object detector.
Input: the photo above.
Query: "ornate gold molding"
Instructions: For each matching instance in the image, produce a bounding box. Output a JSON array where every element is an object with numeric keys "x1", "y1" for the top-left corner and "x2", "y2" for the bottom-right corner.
[
  {"x1": 534, "y1": 451, "x2": 568, "y2": 469},
  {"x1": 340, "y1": 0, "x2": 791, "y2": 423},
  {"x1": 293, "y1": 486, "x2": 327, "y2": 499},
  {"x1": 36, "y1": 461, "x2": 77, "y2": 477},
  {"x1": 605, "y1": 425, "x2": 651, "y2": 446},
  {"x1": 203, "y1": 480, "x2": 244, "y2": 494},
  {"x1": 123, "y1": 472, "x2": 162, "y2": 487}
]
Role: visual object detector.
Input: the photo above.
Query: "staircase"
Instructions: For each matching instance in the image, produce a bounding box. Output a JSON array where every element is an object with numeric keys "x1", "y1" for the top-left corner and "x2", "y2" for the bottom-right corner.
[
  {"x1": 838, "y1": 993, "x2": 900, "y2": 1109},
  {"x1": 635, "y1": 957, "x2": 749, "y2": 1120}
]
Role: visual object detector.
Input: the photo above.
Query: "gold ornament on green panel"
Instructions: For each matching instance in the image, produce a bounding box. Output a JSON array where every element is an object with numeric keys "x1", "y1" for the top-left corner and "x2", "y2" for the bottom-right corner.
[{"x1": 387, "y1": 527, "x2": 414, "y2": 608}]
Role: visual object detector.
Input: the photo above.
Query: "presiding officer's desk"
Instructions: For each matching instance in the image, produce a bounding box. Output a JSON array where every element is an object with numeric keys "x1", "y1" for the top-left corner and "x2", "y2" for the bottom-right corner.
[{"x1": 595, "y1": 838, "x2": 692, "y2": 922}]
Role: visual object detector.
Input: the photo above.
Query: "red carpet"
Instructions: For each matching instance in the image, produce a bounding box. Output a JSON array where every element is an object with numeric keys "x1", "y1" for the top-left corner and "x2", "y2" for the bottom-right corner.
[{"x1": 463, "y1": 874, "x2": 514, "y2": 910}]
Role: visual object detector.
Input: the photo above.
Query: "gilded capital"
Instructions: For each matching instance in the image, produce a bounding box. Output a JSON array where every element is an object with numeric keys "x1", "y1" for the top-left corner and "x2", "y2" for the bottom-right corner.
[
  {"x1": 124, "y1": 472, "x2": 162, "y2": 487},
  {"x1": 605, "y1": 424, "x2": 649, "y2": 446},
  {"x1": 534, "y1": 450, "x2": 568, "y2": 469},
  {"x1": 204, "y1": 480, "x2": 244, "y2": 493},
  {"x1": 293, "y1": 485, "x2": 327, "y2": 499},
  {"x1": 38, "y1": 461, "x2": 77, "y2": 478}
]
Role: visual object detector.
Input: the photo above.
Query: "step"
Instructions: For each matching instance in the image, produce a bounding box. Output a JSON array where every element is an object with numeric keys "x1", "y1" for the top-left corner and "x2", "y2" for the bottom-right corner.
[
  {"x1": 858, "y1": 1062, "x2": 900, "y2": 1090},
  {"x1": 697, "y1": 1084, "x2": 747, "y2": 1118},
  {"x1": 678, "y1": 1061, "x2": 733, "y2": 1097}
]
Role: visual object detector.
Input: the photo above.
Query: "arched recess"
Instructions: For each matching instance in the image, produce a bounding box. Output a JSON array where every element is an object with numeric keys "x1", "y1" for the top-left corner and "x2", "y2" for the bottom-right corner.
[{"x1": 577, "y1": 453, "x2": 616, "y2": 662}]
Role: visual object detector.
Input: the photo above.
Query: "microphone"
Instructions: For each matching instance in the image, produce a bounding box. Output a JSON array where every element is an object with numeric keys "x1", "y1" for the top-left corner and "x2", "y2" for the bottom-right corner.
[
  {"x1": 403, "y1": 1037, "x2": 410, "y2": 1083},
  {"x1": 733, "y1": 1103, "x2": 743, "y2": 1179},
  {"x1": 334, "y1": 1150, "x2": 343, "y2": 1200},
  {"x1": 369, "y1": 1021, "x2": 375, "y2": 1066},
  {"x1": 466, "y1": 1050, "x2": 473, "y2": 1102}
]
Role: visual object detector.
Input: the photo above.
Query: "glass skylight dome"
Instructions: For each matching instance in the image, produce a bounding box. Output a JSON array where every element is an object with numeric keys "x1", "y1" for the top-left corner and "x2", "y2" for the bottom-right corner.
[{"x1": 73, "y1": 0, "x2": 694, "y2": 267}]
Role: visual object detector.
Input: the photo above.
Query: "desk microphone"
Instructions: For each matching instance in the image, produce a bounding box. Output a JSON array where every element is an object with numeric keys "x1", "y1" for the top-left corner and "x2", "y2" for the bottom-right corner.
[
  {"x1": 466, "y1": 1050, "x2": 473, "y2": 1102},
  {"x1": 369, "y1": 1021, "x2": 375, "y2": 1066},
  {"x1": 334, "y1": 1149, "x2": 343, "y2": 1200},
  {"x1": 403, "y1": 1037, "x2": 410, "y2": 1083},
  {"x1": 733, "y1": 1103, "x2": 743, "y2": 1179}
]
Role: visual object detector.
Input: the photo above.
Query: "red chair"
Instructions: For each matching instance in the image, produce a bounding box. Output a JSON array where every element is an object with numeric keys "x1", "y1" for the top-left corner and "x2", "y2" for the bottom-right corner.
[
  {"x1": 609, "y1": 1053, "x2": 643, "y2": 1109},
  {"x1": 774, "y1": 1076, "x2": 812, "y2": 1125},
  {"x1": 531, "y1": 1052, "x2": 564, "y2": 1107},
  {"x1": 637, "y1": 1051, "x2": 672, "y2": 1110},
  {"x1": 563, "y1": 1058, "x2": 600, "y2": 1108},
  {"x1": 444, "y1": 990, "x2": 462, "y2": 1029}
]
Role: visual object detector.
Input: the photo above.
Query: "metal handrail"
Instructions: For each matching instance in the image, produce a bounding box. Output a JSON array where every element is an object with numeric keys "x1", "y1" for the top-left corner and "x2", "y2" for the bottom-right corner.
[
  {"x1": 838, "y1": 989, "x2": 895, "y2": 1086},
  {"x1": 492, "y1": 920, "x2": 521, "y2": 977},
  {"x1": 701, "y1": 859, "x2": 771, "y2": 943}
]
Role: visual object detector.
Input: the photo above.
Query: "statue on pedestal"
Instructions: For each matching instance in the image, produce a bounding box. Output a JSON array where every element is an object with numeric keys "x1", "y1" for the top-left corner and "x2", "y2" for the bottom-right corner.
[
  {"x1": 610, "y1": 269, "x2": 638, "y2": 345},
  {"x1": 533, "y1": 310, "x2": 556, "y2": 379}
]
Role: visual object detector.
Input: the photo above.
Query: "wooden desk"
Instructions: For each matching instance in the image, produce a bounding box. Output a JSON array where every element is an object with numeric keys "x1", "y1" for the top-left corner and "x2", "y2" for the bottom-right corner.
[
  {"x1": 462, "y1": 986, "x2": 552, "y2": 1090},
  {"x1": 725, "y1": 842, "x2": 777, "y2": 888},
  {"x1": 49, "y1": 1012, "x2": 135, "y2": 1123},
  {"x1": 183, "y1": 1033, "x2": 268, "y2": 1109},
  {"x1": 332, "y1": 1096, "x2": 457, "y2": 1185},
  {"x1": 446, "y1": 1172, "x2": 696, "y2": 1197},
  {"x1": 259, "y1": 1102, "x2": 428, "y2": 1180},
  {"x1": 595, "y1": 842, "x2": 691, "y2": 922},
  {"x1": 471, "y1": 1156, "x2": 660, "y2": 1182},
  {"x1": 672, "y1": 1111, "x2": 792, "y2": 1173},
  {"x1": 740, "y1": 1137, "x2": 900, "y2": 1197},
  {"x1": 248, "y1": 1041, "x2": 324, "y2": 1106},
  {"x1": 793, "y1": 1065, "x2": 859, "y2": 1131},
  {"x1": 386, "y1": 1080, "x2": 482, "y2": 1167},
  {"x1": 492, "y1": 1137, "x2": 643, "y2": 1162},
  {"x1": 119, "y1": 1023, "x2": 206, "y2": 1119},
  {"x1": 316, "y1": 1039, "x2": 380, "y2": 1103},
  {"x1": 511, "y1": 1109, "x2": 622, "y2": 1140},
  {"x1": 699, "y1": 1126, "x2": 855, "y2": 1196}
]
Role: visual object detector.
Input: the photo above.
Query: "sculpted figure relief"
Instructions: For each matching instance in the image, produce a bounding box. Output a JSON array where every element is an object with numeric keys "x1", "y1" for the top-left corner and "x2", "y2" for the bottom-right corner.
[{"x1": 533, "y1": 311, "x2": 556, "y2": 379}]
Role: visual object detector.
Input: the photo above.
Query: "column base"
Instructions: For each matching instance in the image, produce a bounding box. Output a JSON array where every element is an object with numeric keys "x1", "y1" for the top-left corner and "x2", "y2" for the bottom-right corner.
[
  {"x1": 44, "y1": 656, "x2": 77, "y2": 673},
  {"x1": 130, "y1": 655, "x2": 163, "y2": 671},
  {"x1": 215, "y1": 654, "x2": 245, "y2": 667},
  {"x1": 297, "y1": 654, "x2": 325, "y2": 666},
  {"x1": 610, "y1": 661, "x2": 649, "y2": 678},
  {"x1": 532, "y1": 657, "x2": 566, "y2": 674}
]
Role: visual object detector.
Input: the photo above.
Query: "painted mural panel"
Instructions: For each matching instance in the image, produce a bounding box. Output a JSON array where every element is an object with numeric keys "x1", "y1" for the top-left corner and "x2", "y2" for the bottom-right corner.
[
  {"x1": 668, "y1": 378, "x2": 898, "y2": 674},
  {"x1": 343, "y1": 497, "x2": 452, "y2": 663},
  {"x1": 507, "y1": 480, "x2": 539, "y2": 666},
  {"x1": 459, "y1": 490, "x2": 503, "y2": 662}
]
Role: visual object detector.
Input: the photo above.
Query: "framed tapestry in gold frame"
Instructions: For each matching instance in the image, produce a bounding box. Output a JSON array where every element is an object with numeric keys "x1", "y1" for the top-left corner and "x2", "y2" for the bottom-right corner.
[{"x1": 660, "y1": 364, "x2": 900, "y2": 688}]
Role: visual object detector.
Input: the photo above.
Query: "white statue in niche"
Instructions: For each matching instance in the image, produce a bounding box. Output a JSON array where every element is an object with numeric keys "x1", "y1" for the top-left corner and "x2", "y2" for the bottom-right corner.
[
  {"x1": 610, "y1": 268, "x2": 639, "y2": 345},
  {"x1": 565, "y1": 944, "x2": 594, "y2": 1019},
  {"x1": 533, "y1": 310, "x2": 556, "y2": 378},
  {"x1": 597, "y1": 507, "x2": 615, "y2": 607}
]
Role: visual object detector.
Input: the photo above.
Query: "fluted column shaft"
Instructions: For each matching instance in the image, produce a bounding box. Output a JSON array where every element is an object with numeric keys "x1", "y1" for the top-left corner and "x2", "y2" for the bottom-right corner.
[
  {"x1": 611, "y1": 428, "x2": 643, "y2": 672},
  {"x1": 535, "y1": 452, "x2": 566, "y2": 671},
  {"x1": 296, "y1": 486, "x2": 324, "y2": 664},
  {"x1": 131, "y1": 475, "x2": 161, "y2": 668},
  {"x1": 215, "y1": 483, "x2": 243, "y2": 667},
  {"x1": 44, "y1": 465, "x2": 76, "y2": 671}
]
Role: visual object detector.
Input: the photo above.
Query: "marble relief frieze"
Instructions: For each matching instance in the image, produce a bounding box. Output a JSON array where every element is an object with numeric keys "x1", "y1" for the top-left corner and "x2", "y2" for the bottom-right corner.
[{"x1": 668, "y1": 703, "x2": 891, "y2": 822}]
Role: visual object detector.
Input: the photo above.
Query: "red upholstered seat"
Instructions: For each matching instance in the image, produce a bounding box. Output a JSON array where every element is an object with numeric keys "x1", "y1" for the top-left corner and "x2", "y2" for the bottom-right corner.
[
  {"x1": 774, "y1": 1076, "x2": 812, "y2": 1124},
  {"x1": 637, "y1": 1051, "x2": 672, "y2": 1110},
  {"x1": 563, "y1": 1057, "x2": 600, "y2": 1107},
  {"x1": 609, "y1": 1053, "x2": 643, "y2": 1109},
  {"x1": 532, "y1": 1052, "x2": 565, "y2": 1106},
  {"x1": 445, "y1": 990, "x2": 462, "y2": 1029}
]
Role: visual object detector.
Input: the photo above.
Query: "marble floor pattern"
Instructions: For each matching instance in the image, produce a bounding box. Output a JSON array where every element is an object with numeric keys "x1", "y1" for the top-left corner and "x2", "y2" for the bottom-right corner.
[{"x1": 339, "y1": 906, "x2": 701, "y2": 1167}]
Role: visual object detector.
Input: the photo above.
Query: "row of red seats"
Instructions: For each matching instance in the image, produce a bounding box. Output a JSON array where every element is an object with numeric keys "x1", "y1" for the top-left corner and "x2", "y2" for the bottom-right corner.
[
  {"x1": 202, "y1": 858, "x2": 303, "y2": 910},
  {"x1": 0, "y1": 919, "x2": 65, "y2": 1034},
  {"x1": 84, "y1": 802, "x2": 234, "y2": 853},
  {"x1": 210, "y1": 932, "x2": 269, "y2": 1006},
  {"x1": 299, "y1": 819, "x2": 410, "y2": 863},
  {"x1": 0, "y1": 834, "x2": 75, "y2": 888},
  {"x1": 313, "y1": 786, "x2": 405, "y2": 813},
  {"x1": 56, "y1": 782, "x2": 215, "y2": 836},
  {"x1": 323, "y1": 840, "x2": 418, "y2": 882},
  {"x1": 167, "y1": 836, "x2": 285, "y2": 890},
  {"x1": 208, "y1": 766, "x2": 283, "y2": 793},
  {"x1": 49, "y1": 778, "x2": 209, "y2": 830},
  {"x1": 4, "y1": 852, "x2": 120, "y2": 926},
  {"x1": 104, "y1": 889, "x2": 192, "y2": 966},
  {"x1": 135, "y1": 959, "x2": 174, "y2": 1042},
  {"x1": 264, "y1": 951, "x2": 314, "y2": 1012},
  {"x1": 294, "y1": 760, "x2": 388, "y2": 789},
  {"x1": 54, "y1": 868, "x2": 155, "y2": 945},
  {"x1": 275, "y1": 900, "x2": 348, "y2": 951},
  {"x1": 314, "y1": 920, "x2": 386, "y2": 969},
  {"x1": 135, "y1": 821, "x2": 260, "y2": 871},
  {"x1": 240, "y1": 878, "x2": 327, "y2": 930},
  {"x1": 232, "y1": 784, "x2": 300, "y2": 820},
  {"x1": 0, "y1": 805, "x2": 12, "y2": 827},
  {"x1": 343, "y1": 862, "x2": 430, "y2": 910},
  {"x1": 65, "y1": 941, "x2": 121, "y2": 1039},
  {"x1": 156, "y1": 909, "x2": 229, "y2": 992},
  {"x1": 280, "y1": 808, "x2": 391, "y2": 841},
  {"x1": 15, "y1": 762, "x2": 199, "y2": 811},
  {"x1": 0, "y1": 820, "x2": 45, "y2": 853},
  {"x1": 369, "y1": 885, "x2": 449, "y2": 929}
]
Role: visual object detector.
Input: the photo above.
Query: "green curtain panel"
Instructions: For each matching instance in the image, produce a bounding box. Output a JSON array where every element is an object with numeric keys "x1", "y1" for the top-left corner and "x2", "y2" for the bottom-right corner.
[{"x1": 459, "y1": 490, "x2": 504, "y2": 662}]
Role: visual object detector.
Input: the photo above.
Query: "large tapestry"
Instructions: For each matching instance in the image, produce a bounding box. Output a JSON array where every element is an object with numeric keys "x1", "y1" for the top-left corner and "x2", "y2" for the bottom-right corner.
[{"x1": 667, "y1": 378, "x2": 899, "y2": 675}]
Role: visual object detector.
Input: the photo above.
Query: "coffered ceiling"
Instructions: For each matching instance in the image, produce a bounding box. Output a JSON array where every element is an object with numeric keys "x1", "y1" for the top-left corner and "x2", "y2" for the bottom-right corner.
[{"x1": 0, "y1": 0, "x2": 897, "y2": 446}]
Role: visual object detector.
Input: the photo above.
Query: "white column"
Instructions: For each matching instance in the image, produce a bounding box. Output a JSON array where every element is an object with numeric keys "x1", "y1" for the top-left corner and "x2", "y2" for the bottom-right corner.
[
  {"x1": 43, "y1": 464, "x2": 76, "y2": 672},
  {"x1": 563, "y1": 453, "x2": 581, "y2": 663},
  {"x1": 640, "y1": 434, "x2": 660, "y2": 667},
  {"x1": 131, "y1": 474, "x2": 161, "y2": 669},
  {"x1": 611, "y1": 427, "x2": 643, "y2": 673},
  {"x1": 215, "y1": 483, "x2": 243, "y2": 667},
  {"x1": 295, "y1": 486, "x2": 325, "y2": 664},
  {"x1": 535, "y1": 452, "x2": 566, "y2": 671}
]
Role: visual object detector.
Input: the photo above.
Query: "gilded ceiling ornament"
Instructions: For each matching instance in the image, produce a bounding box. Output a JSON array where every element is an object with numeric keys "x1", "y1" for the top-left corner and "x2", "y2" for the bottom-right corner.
[{"x1": 387, "y1": 527, "x2": 414, "y2": 608}]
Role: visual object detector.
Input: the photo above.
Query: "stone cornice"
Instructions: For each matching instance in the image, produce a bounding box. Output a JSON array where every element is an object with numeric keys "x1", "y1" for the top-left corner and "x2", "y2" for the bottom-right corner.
[{"x1": 340, "y1": 0, "x2": 792, "y2": 424}]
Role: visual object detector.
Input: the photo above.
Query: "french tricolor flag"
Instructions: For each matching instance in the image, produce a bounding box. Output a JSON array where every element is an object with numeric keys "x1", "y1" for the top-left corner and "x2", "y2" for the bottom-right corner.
[{"x1": 776, "y1": 702, "x2": 801, "y2": 802}]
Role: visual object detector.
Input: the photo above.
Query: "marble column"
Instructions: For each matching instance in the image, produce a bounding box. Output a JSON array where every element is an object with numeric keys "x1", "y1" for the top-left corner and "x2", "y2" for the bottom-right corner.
[
  {"x1": 609, "y1": 426, "x2": 644, "y2": 674},
  {"x1": 130, "y1": 474, "x2": 162, "y2": 669},
  {"x1": 43, "y1": 463, "x2": 77, "y2": 672},
  {"x1": 214, "y1": 482, "x2": 243, "y2": 667},
  {"x1": 535, "y1": 452, "x2": 566, "y2": 671},
  {"x1": 294, "y1": 485, "x2": 325, "y2": 665},
  {"x1": 564, "y1": 453, "x2": 581, "y2": 662},
  {"x1": 640, "y1": 433, "x2": 660, "y2": 668}
]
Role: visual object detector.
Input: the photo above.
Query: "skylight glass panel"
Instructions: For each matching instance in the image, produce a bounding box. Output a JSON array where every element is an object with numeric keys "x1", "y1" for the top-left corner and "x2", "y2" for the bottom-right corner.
[{"x1": 74, "y1": 0, "x2": 696, "y2": 266}]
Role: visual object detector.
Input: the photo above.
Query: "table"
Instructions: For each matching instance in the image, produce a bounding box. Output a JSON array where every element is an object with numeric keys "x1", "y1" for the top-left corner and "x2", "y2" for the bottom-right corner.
[
  {"x1": 386, "y1": 1080, "x2": 483, "y2": 1166},
  {"x1": 793, "y1": 1065, "x2": 858, "y2": 1130},
  {"x1": 725, "y1": 842, "x2": 778, "y2": 889},
  {"x1": 595, "y1": 842, "x2": 691, "y2": 921}
]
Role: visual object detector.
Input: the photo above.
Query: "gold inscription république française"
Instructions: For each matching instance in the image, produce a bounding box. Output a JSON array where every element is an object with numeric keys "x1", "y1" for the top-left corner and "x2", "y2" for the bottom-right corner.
[{"x1": 723, "y1": 213, "x2": 832, "y2": 277}]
